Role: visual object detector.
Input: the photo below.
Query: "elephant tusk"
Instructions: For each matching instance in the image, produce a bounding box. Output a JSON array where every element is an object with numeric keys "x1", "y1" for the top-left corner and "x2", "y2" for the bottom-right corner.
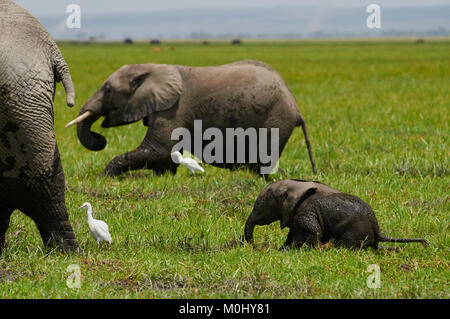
[{"x1": 65, "y1": 111, "x2": 94, "y2": 128}]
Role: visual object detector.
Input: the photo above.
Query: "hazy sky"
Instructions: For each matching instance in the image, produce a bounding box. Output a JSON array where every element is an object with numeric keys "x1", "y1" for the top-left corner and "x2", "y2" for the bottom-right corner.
[
  {"x1": 14, "y1": 0, "x2": 450, "y2": 15},
  {"x1": 11, "y1": 0, "x2": 449, "y2": 39}
]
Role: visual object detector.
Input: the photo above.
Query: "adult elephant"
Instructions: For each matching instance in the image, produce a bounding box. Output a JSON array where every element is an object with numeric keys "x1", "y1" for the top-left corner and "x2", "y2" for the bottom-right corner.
[
  {"x1": 0, "y1": 0, "x2": 78, "y2": 252},
  {"x1": 68, "y1": 60, "x2": 316, "y2": 177}
]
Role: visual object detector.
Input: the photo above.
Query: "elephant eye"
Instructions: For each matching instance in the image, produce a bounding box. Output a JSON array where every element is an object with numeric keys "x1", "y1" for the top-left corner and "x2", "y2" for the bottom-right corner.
[{"x1": 105, "y1": 85, "x2": 112, "y2": 95}]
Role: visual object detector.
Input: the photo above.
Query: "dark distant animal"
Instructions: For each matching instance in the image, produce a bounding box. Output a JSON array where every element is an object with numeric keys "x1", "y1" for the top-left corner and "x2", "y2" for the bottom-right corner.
[
  {"x1": 244, "y1": 179, "x2": 429, "y2": 250},
  {"x1": 0, "y1": 0, "x2": 78, "y2": 252},
  {"x1": 231, "y1": 39, "x2": 241, "y2": 45},
  {"x1": 150, "y1": 39, "x2": 161, "y2": 45},
  {"x1": 124, "y1": 38, "x2": 133, "y2": 44}
]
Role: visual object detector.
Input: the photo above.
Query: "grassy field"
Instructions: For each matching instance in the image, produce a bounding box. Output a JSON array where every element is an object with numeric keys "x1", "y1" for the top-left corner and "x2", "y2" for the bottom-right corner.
[{"x1": 0, "y1": 40, "x2": 448, "y2": 298}]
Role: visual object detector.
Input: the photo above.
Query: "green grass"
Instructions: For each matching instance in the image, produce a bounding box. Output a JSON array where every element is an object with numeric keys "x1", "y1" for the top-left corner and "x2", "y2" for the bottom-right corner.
[{"x1": 0, "y1": 39, "x2": 449, "y2": 298}]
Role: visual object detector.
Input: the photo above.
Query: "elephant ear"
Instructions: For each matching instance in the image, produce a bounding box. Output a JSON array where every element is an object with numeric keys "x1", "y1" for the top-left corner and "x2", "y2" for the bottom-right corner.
[
  {"x1": 279, "y1": 181, "x2": 318, "y2": 229},
  {"x1": 122, "y1": 64, "x2": 182, "y2": 123}
]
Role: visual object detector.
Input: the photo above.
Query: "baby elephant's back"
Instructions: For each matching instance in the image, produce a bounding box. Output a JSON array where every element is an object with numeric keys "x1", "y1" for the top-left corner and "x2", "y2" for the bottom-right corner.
[{"x1": 304, "y1": 193, "x2": 379, "y2": 237}]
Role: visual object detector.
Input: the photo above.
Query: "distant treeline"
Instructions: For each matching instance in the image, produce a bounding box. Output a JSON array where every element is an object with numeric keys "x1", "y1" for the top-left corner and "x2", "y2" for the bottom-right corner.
[{"x1": 189, "y1": 28, "x2": 450, "y2": 39}]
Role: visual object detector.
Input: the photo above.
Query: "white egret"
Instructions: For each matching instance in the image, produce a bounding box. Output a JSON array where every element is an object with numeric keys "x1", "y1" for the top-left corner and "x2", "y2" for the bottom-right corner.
[
  {"x1": 80, "y1": 202, "x2": 112, "y2": 244},
  {"x1": 171, "y1": 151, "x2": 205, "y2": 174}
]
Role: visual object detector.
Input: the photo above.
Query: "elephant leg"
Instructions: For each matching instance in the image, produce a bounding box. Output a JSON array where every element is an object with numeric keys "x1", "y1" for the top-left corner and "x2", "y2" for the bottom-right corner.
[
  {"x1": 103, "y1": 148, "x2": 174, "y2": 176},
  {"x1": 292, "y1": 229, "x2": 322, "y2": 248},
  {"x1": 21, "y1": 147, "x2": 78, "y2": 252},
  {"x1": 336, "y1": 219, "x2": 375, "y2": 250},
  {"x1": 280, "y1": 229, "x2": 294, "y2": 250},
  {"x1": 257, "y1": 116, "x2": 294, "y2": 178},
  {"x1": 149, "y1": 155, "x2": 179, "y2": 176},
  {"x1": 24, "y1": 197, "x2": 78, "y2": 252},
  {"x1": 247, "y1": 163, "x2": 269, "y2": 179},
  {"x1": 291, "y1": 215, "x2": 323, "y2": 248},
  {"x1": 0, "y1": 204, "x2": 13, "y2": 253},
  {"x1": 338, "y1": 231, "x2": 373, "y2": 250}
]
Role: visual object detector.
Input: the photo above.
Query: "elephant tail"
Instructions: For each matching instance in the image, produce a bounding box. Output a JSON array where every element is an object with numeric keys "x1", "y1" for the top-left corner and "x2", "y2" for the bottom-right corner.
[
  {"x1": 59, "y1": 66, "x2": 76, "y2": 107},
  {"x1": 296, "y1": 114, "x2": 317, "y2": 174},
  {"x1": 377, "y1": 234, "x2": 429, "y2": 247},
  {"x1": 51, "y1": 42, "x2": 75, "y2": 107}
]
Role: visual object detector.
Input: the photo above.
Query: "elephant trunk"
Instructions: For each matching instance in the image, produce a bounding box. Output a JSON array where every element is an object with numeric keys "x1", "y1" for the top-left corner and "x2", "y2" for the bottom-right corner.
[
  {"x1": 244, "y1": 216, "x2": 256, "y2": 245},
  {"x1": 72, "y1": 93, "x2": 107, "y2": 151},
  {"x1": 76, "y1": 111, "x2": 107, "y2": 151}
]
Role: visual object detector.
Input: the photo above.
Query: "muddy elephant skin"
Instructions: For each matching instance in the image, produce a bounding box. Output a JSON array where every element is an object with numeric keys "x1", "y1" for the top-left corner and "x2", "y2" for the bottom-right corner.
[{"x1": 244, "y1": 179, "x2": 429, "y2": 250}]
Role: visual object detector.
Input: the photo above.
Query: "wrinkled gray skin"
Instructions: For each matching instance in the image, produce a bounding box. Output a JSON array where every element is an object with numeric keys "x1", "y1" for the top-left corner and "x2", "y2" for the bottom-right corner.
[
  {"x1": 244, "y1": 179, "x2": 429, "y2": 250},
  {"x1": 0, "y1": 0, "x2": 78, "y2": 252},
  {"x1": 73, "y1": 60, "x2": 316, "y2": 177}
]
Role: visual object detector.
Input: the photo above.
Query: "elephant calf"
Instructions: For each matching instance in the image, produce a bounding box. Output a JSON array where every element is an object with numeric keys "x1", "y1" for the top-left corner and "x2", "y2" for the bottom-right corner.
[{"x1": 244, "y1": 179, "x2": 429, "y2": 250}]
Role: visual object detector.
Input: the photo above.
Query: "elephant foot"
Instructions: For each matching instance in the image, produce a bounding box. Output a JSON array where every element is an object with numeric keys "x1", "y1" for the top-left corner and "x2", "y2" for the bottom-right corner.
[
  {"x1": 0, "y1": 237, "x2": 6, "y2": 254},
  {"x1": 237, "y1": 234, "x2": 247, "y2": 245},
  {"x1": 41, "y1": 230, "x2": 79, "y2": 253},
  {"x1": 103, "y1": 150, "x2": 177, "y2": 177},
  {"x1": 102, "y1": 152, "x2": 138, "y2": 177},
  {"x1": 0, "y1": 205, "x2": 13, "y2": 255},
  {"x1": 43, "y1": 240, "x2": 80, "y2": 254},
  {"x1": 102, "y1": 166, "x2": 123, "y2": 177},
  {"x1": 37, "y1": 220, "x2": 79, "y2": 252},
  {"x1": 153, "y1": 168, "x2": 176, "y2": 176},
  {"x1": 24, "y1": 199, "x2": 79, "y2": 253},
  {"x1": 103, "y1": 156, "x2": 130, "y2": 176}
]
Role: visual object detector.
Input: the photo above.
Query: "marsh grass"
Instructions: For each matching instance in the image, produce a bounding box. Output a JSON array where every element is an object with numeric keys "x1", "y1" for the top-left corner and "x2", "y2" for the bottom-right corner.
[{"x1": 0, "y1": 40, "x2": 448, "y2": 298}]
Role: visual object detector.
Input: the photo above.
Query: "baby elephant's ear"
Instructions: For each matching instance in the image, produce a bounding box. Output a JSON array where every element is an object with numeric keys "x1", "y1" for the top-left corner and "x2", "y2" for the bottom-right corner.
[
  {"x1": 280, "y1": 182, "x2": 317, "y2": 229},
  {"x1": 122, "y1": 64, "x2": 183, "y2": 123}
]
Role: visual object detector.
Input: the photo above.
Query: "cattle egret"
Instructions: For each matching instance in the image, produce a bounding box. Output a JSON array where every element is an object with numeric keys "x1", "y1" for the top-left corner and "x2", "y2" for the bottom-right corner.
[
  {"x1": 171, "y1": 151, "x2": 205, "y2": 174},
  {"x1": 80, "y1": 202, "x2": 112, "y2": 244}
]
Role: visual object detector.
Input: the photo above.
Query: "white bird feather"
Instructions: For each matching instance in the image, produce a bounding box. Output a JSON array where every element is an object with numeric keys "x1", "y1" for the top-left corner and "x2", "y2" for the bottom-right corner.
[
  {"x1": 171, "y1": 151, "x2": 205, "y2": 174},
  {"x1": 80, "y1": 202, "x2": 112, "y2": 244}
]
